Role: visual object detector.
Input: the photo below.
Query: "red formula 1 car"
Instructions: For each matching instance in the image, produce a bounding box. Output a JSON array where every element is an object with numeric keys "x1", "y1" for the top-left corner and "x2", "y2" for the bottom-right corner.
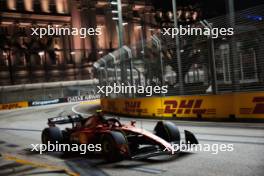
[{"x1": 41, "y1": 112, "x2": 198, "y2": 161}]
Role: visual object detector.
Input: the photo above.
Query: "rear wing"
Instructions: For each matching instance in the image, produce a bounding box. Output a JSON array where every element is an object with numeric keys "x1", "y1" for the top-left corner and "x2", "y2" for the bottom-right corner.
[{"x1": 48, "y1": 114, "x2": 84, "y2": 125}]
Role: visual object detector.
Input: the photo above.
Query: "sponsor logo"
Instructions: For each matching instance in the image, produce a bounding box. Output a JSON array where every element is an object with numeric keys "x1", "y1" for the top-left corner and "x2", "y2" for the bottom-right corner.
[
  {"x1": 123, "y1": 101, "x2": 147, "y2": 113},
  {"x1": 240, "y1": 96, "x2": 264, "y2": 114},
  {"x1": 252, "y1": 96, "x2": 264, "y2": 114},
  {"x1": 32, "y1": 99, "x2": 59, "y2": 106},
  {"x1": 67, "y1": 95, "x2": 100, "y2": 103},
  {"x1": 2, "y1": 103, "x2": 19, "y2": 109},
  {"x1": 163, "y1": 99, "x2": 209, "y2": 114},
  {"x1": 0, "y1": 102, "x2": 28, "y2": 110}
]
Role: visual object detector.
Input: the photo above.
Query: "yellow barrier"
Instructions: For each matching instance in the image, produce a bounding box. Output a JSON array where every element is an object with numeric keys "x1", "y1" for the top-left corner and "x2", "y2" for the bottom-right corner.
[
  {"x1": 101, "y1": 92, "x2": 264, "y2": 119},
  {"x1": 0, "y1": 101, "x2": 28, "y2": 111}
]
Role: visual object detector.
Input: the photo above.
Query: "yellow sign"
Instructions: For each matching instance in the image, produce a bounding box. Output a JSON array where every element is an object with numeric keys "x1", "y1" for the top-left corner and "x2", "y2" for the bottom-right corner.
[
  {"x1": 0, "y1": 101, "x2": 28, "y2": 110},
  {"x1": 101, "y1": 92, "x2": 264, "y2": 119}
]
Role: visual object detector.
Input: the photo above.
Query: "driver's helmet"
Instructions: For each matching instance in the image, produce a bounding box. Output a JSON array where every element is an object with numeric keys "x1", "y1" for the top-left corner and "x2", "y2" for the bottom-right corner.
[
  {"x1": 96, "y1": 109, "x2": 103, "y2": 116},
  {"x1": 96, "y1": 109, "x2": 106, "y2": 122}
]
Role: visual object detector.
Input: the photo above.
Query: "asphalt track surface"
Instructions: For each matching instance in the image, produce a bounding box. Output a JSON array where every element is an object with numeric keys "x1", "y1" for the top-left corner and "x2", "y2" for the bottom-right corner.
[{"x1": 0, "y1": 101, "x2": 264, "y2": 176}]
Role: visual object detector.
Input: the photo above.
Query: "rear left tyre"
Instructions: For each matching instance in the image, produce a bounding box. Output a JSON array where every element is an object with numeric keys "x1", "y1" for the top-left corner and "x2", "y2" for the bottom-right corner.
[{"x1": 41, "y1": 127, "x2": 63, "y2": 144}]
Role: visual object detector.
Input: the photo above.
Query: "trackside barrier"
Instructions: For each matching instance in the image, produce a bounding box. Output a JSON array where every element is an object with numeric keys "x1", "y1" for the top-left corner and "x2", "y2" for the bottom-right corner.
[
  {"x1": 0, "y1": 79, "x2": 98, "y2": 104},
  {"x1": 0, "y1": 95, "x2": 100, "y2": 111},
  {"x1": 101, "y1": 92, "x2": 264, "y2": 119}
]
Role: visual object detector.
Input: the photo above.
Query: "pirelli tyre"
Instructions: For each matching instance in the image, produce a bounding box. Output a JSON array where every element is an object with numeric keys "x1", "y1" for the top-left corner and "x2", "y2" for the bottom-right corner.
[
  {"x1": 41, "y1": 127, "x2": 63, "y2": 145},
  {"x1": 100, "y1": 131, "x2": 129, "y2": 162},
  {"x1": 154, "y1": 121, "x2": 181, "y2": 144}
]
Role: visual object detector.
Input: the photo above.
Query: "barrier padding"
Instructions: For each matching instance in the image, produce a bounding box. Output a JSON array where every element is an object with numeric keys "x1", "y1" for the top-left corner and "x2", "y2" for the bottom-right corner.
[{"x1": 101, "y1": 92, "x2": 264, "y2": 119}]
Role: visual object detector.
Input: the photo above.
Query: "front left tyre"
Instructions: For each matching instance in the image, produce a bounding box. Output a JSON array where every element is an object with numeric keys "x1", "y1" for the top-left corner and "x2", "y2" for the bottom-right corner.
[{"x1": 100, "y1": 131, "x2": 129, "y2": 162}]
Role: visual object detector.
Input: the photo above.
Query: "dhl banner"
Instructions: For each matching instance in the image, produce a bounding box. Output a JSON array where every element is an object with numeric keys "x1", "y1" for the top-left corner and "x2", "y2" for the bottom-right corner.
[
  {"x1": 0, "y1": 101, "x2": 28, "y2": 111},
  {"x1": 101, "y1": 92, "x2": 264, "y2": 119}
]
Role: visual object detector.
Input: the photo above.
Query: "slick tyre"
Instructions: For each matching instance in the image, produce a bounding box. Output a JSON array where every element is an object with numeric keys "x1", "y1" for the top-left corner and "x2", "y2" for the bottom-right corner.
[
  {"x1": 154, "y1": 121, "x2": 181, "y2": 143},
  {"x1": 41, "y1": 127, "x2": 63, "y2": 145},
  {"x1": 101, "y1": 131, "x2": 128, "y2": 162}
]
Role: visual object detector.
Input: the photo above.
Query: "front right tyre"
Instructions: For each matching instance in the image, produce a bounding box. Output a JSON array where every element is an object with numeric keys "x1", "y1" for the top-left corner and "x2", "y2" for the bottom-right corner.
[{"x1": 154, "y1": 121, "x2": 181, "y2": 144}]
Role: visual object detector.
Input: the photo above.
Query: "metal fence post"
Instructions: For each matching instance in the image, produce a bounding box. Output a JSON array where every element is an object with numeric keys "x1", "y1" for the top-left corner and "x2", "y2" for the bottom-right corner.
[
  {"x1": 152, "y1": 35, "x2": 164, "y2": 88},
  {"x1": 201, "y1": 20, "x2": 218, "y2": 94},
  {"x1": 109, "y1": 53, "x2": 118, "y2": 83},
  {"x1": 227, "y1": 0, "x2": 240, "y2": 91},
  {"x1": 209, "y1": 36, "x2": 218, "y2": 94},
  {"x1": 133, "y1": 67, "x2": 141, "y2": 86},
  {"x1": 172, "y1": 0, "x2": 184, "y2": 95},
  {"x1": 102, "y1": 60, "x2": 108, "y2": 84},
  {"x1": 99, "y1": 68, "x2": 103, "y2": 87},
  {"x1": 123, "y1": 46, "x2": 134, "y2": 87}
]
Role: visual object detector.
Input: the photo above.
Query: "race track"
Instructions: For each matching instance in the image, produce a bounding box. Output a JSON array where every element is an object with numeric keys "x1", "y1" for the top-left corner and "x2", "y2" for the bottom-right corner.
[{"x1": 0, "y1": 102, "x2": 264, "y2": 176}]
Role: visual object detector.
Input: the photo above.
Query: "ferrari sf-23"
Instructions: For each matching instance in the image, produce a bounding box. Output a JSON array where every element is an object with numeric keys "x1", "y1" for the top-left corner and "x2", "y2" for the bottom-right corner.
[{"x1": 42, "y1": 112, "x2": 198, "y2": 161}]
